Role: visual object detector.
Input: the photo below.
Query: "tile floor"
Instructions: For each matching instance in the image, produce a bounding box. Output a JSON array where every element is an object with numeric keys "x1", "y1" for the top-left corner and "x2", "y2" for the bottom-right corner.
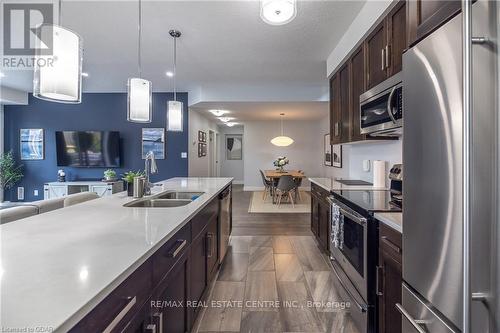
[{"x1": 194, "y1": 186, "x2": 359, "y2": 333}]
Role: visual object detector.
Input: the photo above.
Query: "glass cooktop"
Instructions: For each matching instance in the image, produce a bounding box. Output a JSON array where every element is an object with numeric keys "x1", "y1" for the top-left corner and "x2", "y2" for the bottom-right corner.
[{"x1": 332, "y1": 190, "x2": 401, "y2": 213}]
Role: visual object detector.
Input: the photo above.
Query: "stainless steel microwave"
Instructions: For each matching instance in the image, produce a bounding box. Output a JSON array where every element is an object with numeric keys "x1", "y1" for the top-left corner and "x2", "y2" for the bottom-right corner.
[{"x1": 359, "y1": 73, "x2": 403, "y2": 137}]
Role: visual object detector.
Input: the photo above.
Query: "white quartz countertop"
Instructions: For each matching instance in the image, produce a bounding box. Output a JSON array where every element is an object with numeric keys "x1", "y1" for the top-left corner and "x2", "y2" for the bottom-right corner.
[
  {"x1": 0, "y1": 177, "x2": 233, "y2": 332},
  {"x1": 374, "y1": 212, "x2": 403, "y2": 233},
  {"x1": 308, "y1": 177, "x2": 387, "y2": 192}
]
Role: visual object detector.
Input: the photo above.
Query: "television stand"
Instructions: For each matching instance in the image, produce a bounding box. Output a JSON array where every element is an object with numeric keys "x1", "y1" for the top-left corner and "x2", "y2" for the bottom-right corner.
[{"x1": 43, "y1": 181, "x2": 124, "y2": 199}]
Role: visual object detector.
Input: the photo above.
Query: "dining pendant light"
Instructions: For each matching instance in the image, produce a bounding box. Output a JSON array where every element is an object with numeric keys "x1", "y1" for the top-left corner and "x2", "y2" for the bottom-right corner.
[
  {"x1": 271, "y1": 113, "x2": 294, "y2": 146},
  {"x1": 127, "y1": 0, "x2": 152, "y2": 123},
  {"x1": 167, "y1": 30, "x2": 183, "y2": 132},
  {"x1": 33, "y1": 0, "x2": 82, "y2": 103}
]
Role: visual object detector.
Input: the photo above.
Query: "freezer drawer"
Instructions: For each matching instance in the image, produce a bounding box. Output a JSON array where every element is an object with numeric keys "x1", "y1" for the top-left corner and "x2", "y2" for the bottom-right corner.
[{"x1": 398, "y1": 283, "x2": 459, "y2": 333}]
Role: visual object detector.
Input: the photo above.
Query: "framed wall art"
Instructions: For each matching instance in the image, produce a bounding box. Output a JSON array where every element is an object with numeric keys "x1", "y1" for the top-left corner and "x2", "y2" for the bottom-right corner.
[
  {"x1": 142, "y1": 128, "x2": 165, "y2": 159},
  {"x1": 324, "y1": 134, "x2": 332, "y2": 166},
  {"x1": 332, "y1": 144, "x2": 343, "y2": 168},
  {"x1": 226, "y1": 134, "x2": 242, "y2": 160},
  {"x1": 20, "y1": 129, "x2": 44, "y2": 160}
]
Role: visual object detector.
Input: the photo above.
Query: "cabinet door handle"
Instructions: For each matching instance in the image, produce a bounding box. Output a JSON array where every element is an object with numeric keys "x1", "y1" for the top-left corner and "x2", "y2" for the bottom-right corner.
[
  {"x1": 334, "y1": 122, "x2": 340, "y2": 137},
  {"x1": 381, "y1": 48, "x2": 386, "y2": 70},
  {"x1": 381, "y1": 236, "x2": 401, "y2": 254},
  {"x1": 102, "y1": 296, "x2": 136, "y2": 333},
  {"x1": 207, "y1": 233, "x2": 213, "y2": 258},
  {"x1": 145, "y1": 324, "x2": 157, "y2": 333},
  {"x1": 376, "y1": 265, "x2": 384, "y2": 296},
  {"x1": 153, "y1": 312, "x2": 163, "y2": 333},
  {"x1": 385, "y1": 45, "x2": 390, "y2": 69},
  {"x1": 167, "y1": 239, "x2": 187, "y2": 258}
]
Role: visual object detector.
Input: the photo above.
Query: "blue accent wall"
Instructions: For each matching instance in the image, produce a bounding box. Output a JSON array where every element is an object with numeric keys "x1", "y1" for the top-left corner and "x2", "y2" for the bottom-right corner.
[{"x1": 3, "y1": 92, "x2": 189, "y2": 202}]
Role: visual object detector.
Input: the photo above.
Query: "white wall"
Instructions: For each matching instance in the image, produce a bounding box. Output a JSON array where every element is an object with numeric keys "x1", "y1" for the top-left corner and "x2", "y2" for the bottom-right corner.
[
  {"x1": 318, "y1": 115, "x2": 402, "y2": 188},
  {"x1": 218, "y1": 126, "x2": 244, "y2": 184},
  {"x1": 188, "y1": 110, "x2": 218, "y2": 177},
  {"x1": 243, "y1": 120, "x2": 323, "y2": 190},
  {"x1": 326, "y1": 0, "x2": 393, "y2": 77}
]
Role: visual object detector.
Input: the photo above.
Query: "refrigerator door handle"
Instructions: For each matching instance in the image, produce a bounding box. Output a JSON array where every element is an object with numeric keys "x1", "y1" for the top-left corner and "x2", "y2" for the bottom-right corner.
[{"x1": 395, "y1": 303, "x2": 427, "y2": 333}]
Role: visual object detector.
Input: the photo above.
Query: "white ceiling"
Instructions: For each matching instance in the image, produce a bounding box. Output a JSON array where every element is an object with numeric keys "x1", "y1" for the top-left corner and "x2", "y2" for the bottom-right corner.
[
  {"x1": 1, "y1": 0, "x2": 365, "y2": 95},
  {"x1": 191, "y1": 101, "x2": 328, "y2": 124}
]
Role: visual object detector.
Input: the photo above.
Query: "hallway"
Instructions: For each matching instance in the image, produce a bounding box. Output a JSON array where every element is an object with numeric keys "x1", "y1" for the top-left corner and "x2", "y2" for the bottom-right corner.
[{"x1": 195, "y1": 185, "x2": 358, "y2": 333}]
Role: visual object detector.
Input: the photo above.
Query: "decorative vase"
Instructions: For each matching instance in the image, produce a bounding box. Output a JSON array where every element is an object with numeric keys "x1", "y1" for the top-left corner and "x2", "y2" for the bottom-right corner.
[{"x1": 127, "y1": 182, "x2": 134, "y2": 196}]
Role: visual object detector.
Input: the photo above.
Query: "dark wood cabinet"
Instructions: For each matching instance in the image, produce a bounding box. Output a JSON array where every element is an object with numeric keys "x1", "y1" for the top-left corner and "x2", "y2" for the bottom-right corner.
[
  {"x1": 339, "y1": 63, "x2": 351, "y2": 144},
  {"x1": 365, "y1": 21, "x2": 387, "y2": 89},
  {"x1": 206, "y1": 214, "x2": 219, "y2": 282},
  {"x1": 330, "y1": 74, "x2": 341, "y2": 145},
  {"x1": 377, "y1": 223, "x2": 402, "y2": 333},
  {"x1": 386, "y1": 0, "x2": 407, "y2": 75},
  {"x1": 349, "y1": 46, "x2": 366, "y2": 142},
  {"x1": 407, "y1": 0, "x2": 461, "y2": 46},
  {"x1": 190, "y1": 225, "x2": 208, "y2": 307},
  {"x1": 122, "y1": 298, "x2": 155, "y2": 333},
  {"x1": 310, "y1": 184, "x2": 330, "y2": 253}
]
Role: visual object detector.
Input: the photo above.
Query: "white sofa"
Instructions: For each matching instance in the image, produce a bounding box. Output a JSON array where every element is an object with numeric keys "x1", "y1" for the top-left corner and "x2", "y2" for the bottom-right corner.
[{"x1": 0, "y1": 192, "x2": 100, "y2": 225}]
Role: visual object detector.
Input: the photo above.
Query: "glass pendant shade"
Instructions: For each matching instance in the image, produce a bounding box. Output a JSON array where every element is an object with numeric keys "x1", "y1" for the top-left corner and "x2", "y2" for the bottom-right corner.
[
  {"x1": 167, "y1": 100, "x2": 183, "y2": 131},
  {"x1": 127, "y1": 78, "x2": 152, "y2": 123},
  {"x1": 271, "y1": 136, "x2": 294, "y2": 146},
  {"x1": 33, "y1": 25, "x2": 82, "y2": 103},
  {"x1": 260, "y1": 0, "x2": 296, "y2": 26}
]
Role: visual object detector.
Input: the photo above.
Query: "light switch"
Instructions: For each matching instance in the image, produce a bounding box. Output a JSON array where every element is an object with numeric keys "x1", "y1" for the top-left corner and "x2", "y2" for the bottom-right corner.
[
  {"x1": 181, "y1": 152, "x2": 187, "y2": 158},
  {"x1": 363, "y1": 160, "x2": 371, "y2": 172},
  {"x1": 34, "y1": 189, "x2": 39, "y2": 196}
]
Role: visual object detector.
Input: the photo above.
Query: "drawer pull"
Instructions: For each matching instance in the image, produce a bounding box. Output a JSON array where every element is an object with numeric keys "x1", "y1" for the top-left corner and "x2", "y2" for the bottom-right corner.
[
  {"x1": 167, "y1": 239, "x2": 187, "y2": 258},
  {"x1": 381, "y1": 236, "x2": 401, "y2": 254},
  {"x1": 207, "y1": 233, "x2": 213, "y2": 258},
  {"x1": 146, "y1": 324, "x2": 157, "y2": 333},
  {"x1": 153, "y1": 312, "x2": 163, "y2": 333},
  {"x1": 376, "y1": 265, "x2": 384, "y2": 296},
  {"x1": 102, "y1": 296, "x2": 136, "y2": 333}
]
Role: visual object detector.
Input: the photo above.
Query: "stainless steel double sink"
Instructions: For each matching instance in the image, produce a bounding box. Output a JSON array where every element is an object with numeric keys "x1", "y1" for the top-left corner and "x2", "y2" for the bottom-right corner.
[{"x1": 124, "y1": 191, "x2": 205, "y2": 208}]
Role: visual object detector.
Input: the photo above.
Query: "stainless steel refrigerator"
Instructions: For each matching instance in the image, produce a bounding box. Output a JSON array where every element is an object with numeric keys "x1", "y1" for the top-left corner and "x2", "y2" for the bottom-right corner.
[{"x1": 402, "y1": 0, "x2": 498, "y2": 332}]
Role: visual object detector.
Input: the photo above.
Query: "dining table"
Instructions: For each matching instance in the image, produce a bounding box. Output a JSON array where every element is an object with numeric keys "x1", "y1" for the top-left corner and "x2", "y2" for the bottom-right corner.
[{"x1": 264, "y1": 170, "x2": 306, "y2": 204}]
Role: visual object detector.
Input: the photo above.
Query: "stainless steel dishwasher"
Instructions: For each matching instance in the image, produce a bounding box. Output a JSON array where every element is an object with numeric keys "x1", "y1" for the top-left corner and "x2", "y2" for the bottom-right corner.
[{"x1": 218, "y1": 185, "x2": 232, "y2": 264}]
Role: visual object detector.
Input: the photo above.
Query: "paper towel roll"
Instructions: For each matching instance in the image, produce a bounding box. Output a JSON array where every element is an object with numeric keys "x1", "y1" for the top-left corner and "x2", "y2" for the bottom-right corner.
[{"x1": 373, "y1": 160, "x2": 386, "y2": 188}]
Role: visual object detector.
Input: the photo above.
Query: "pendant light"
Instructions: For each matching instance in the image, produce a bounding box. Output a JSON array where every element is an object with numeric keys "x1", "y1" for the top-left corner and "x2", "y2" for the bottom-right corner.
[
  {"x1": 33, "y1": 0, "x2": 83, "y2": 103},
  {"x1": 127, "y1": 0, "x2": 152, "y2": 123},
  {"x1": 260, "y1": 0, "x2": 297, "y2": 26},
  {"x1": 167, "y1": 30, "x2": 183, "y2": 132},
  {"x1": 271, "y1": 113, "x2": 294, "y2": 146}
]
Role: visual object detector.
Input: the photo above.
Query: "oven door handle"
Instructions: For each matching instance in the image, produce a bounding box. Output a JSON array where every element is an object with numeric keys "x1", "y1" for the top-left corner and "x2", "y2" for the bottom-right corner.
[
  {"x1": 327, "y1": 197, "x2": 367, "y2": 226},
  {"x1": 331, "y1": 261, "x2": 367, "y2": 313},
  {"x1": 387, "y1": 86, "x2": 398, "y2": 124}
]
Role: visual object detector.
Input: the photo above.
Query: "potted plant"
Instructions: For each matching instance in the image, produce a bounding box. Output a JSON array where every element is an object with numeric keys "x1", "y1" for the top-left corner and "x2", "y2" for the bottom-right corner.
[
  {"x1": 103, "y1": 169, "x2": 117, "y2": 181},
  {"x1": 122, "y1": 170, "x2": 144, "y2": 196},
  {"x1": 273, "y1": 156, "x2": 289, "y2": 173},
  {"x1": 0, "y1": 151, "x2": 24, "y2": 201}
]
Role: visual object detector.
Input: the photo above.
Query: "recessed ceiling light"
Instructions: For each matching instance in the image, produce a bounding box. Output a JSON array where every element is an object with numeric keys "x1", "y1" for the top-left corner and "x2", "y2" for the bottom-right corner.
[
  {"x1": 260, "y1": 0, "x2": 297, "y2": 26},
  {"x1": 226, "y1": 122, "x2": 238, "y2": 127},
  {"x1": 81, "y1": 72, "x2": 89, "y2": 77},
  {"x1": 166, "y1": 71, "x2": 174, "y2": 77},
  {"x1": 0, "y1": 72, "x2": 5, "y2": 78},
  {"x1": 209, "y1": 110, "x2": 230, "y2": 117},
  {"x1": 218, "y1": 117, "x2": 234, "y2": 123}
]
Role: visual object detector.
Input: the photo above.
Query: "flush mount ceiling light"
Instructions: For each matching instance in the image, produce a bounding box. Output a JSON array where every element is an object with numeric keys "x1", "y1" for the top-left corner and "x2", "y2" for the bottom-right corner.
[
  {"x1": 33, "y1": 0, "x2": 83, "y2": 103},
  {"x1": 127, "y1": 0, "x2": 152, "y2": 123},
  {"x1": 81, "y1": 72, "x2": 89, "y2": 77},
  {"x1": 167, "y1": 29, "x2": 183, "y2": 132},
  {"x1": 165, "y1": 71, "x2": 174, "y2": 77},
  {"x1": 218, "y1": 117, "x2": 235, "y2": 123},
  {"x1": 0, "y1": 72, "x2": 5, "y2": 78},
  {"x1": 209, "y1": 109, "x2": 229, "y2": 117},
  {"x1": 271, "y1": 113, "x2": 294, "y2": 146},
  {"x1": 226, "y1": 122, "x2": 238, "y2": 127},
  {"x1": 260, "y1": 0, "x2": 297, "y2": 26}
]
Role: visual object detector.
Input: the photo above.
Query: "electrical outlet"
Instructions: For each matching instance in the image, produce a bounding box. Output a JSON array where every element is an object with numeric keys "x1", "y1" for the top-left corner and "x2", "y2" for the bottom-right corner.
[
  {"x1": 363, "y1": 160, "x2": 371, "y2": 172},
  {"x1": 34, "y1": 189, "x2": 39, "y2": 197},
  {"x1": 181, "y1": 152, "x2": 187, "y2": 158},
  {"x1": 17, "y1": 187, "x2": 25, "y2": 201}
]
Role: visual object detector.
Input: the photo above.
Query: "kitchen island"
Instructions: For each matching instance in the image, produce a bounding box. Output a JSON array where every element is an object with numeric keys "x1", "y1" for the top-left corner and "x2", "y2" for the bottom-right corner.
[{"x1": 0, "y1": 177, "x2": 233, "y2": 332}]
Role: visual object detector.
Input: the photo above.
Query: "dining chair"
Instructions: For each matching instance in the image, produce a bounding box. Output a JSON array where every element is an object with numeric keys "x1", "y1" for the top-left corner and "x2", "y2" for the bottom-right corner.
[
  {"x1": 259, "y1": 170, "x2": 273, "y2": 201},
  {"x1": 274, "y1": 175, "x2": 298, "y2": 208},
  {"x1": 293, "y1": 170, "x2": 304, "y2": 202}
]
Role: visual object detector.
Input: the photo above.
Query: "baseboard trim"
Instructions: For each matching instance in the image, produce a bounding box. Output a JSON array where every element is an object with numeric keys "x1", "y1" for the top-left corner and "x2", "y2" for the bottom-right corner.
[
  {"x1": 243, "y1": 186, "x2": 310, "y2": 192},
  {"x1": 232, "y1": 180, "x2": 244, "y2": 185}
]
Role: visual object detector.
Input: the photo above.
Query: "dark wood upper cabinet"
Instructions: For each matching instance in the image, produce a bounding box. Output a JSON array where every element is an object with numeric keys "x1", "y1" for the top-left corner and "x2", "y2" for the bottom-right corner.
[
  {"x1": 407, "y1": 0, "x2": 461, "y2": 46},
  {"x1": 386, "y1": 0, "x2": 407, "y2": 75},
  {"x1": 330, "y1": 74, "x2": 342, "y2": 145},
  {"x1": 365, "y1": 21, "x2": 387, "y2": 89},
  {"x1": 349, "y1": 46, "x2": 366, "y2": 142},
  {"x1": 339, "y1": 63, "x2": 351, "y2": 144}
]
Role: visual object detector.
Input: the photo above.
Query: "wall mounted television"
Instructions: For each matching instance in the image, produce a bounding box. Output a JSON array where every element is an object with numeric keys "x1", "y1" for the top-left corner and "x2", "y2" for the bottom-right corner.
[{"x1": 55, "y1": 131, "x2": 121, "y2": 167}]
